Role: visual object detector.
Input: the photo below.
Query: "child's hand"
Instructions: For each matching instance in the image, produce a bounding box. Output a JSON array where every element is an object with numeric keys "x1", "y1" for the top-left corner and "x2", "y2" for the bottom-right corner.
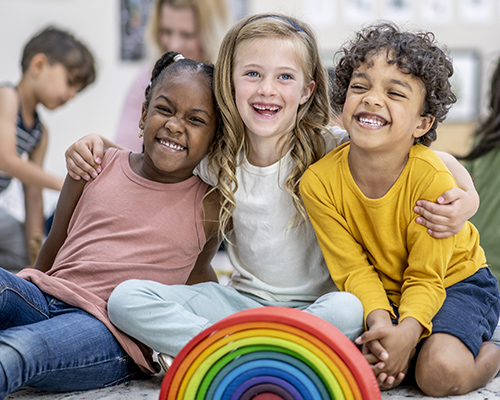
[
  {"x1": 65, "y1": 134, "x2": 104, "y2": 181},
  {"x1": 356, "y1": 323, "x2": 417, "y2": 390},
  {"x1": 414, "y1": 187, "x2": 478, "y2": 239}
]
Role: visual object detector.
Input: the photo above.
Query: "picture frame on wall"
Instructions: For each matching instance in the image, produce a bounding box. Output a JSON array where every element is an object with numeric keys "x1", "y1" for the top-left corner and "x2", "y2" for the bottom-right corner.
[
  {"x1": 120, "y1": 0, "x2": 247, "y2": 61},
  {"x1": 447, "y1": 50, "x2": 481, "y2": 122}
]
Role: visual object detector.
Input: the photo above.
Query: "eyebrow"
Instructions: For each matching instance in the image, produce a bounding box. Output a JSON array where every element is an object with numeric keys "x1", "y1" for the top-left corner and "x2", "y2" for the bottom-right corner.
[
  {"x1": 240, "y1": 62, "x2": 299, "y2": 73},
  {"x1": 352, "y1": 72, "x2": 413, "y2": 92}
]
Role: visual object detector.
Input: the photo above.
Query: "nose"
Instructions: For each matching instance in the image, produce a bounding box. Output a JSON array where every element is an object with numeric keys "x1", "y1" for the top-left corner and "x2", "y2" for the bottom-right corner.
[
  {"x1": 167, "y1": 34, "x2": 185, "y2": 54},
  {"x1": 363, "y1": 90, "x2": 383, "y2": 108},
  {"x1": 165, "y1": 116, "x2": 184, "y2": 134},
  {"x1": 257, "y1": 76, "x2": 277, "y2": 97}
]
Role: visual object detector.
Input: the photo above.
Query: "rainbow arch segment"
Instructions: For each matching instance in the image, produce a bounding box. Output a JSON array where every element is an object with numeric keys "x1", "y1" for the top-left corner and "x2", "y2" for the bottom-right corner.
[{"x1": 159, "y1": 306, "x2": 381, "y2": 400}]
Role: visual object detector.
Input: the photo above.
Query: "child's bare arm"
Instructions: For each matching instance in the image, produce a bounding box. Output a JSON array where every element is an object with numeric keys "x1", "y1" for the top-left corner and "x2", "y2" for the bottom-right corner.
[
  {"x1": 33, "y1": 175, "x2": 86, "y2": 272},
  {"x1": 0, "y1": 88, "x2": 63, "y2": 191},
  {"x1": 23, "y1": 139, "x2": 48, "y2": 264},
  {"x1": 186, "y1": 189, "x2": 222, "y2": 285},
  {"x1": 65, "y1": 134, "x2": 125, "y2": 181},
  {"x1": 416, "y1": 151, "x2": 478, "y2": 238},
  {"x1": 186, "y1": 235, "x2": 220, "y2": 285}
]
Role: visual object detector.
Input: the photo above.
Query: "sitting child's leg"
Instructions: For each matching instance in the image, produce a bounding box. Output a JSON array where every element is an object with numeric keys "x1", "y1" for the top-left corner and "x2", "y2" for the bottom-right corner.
[
  {"x1": 415, "y1": 333, "x2": 500, "y2": 396},
  {"x1": 304, "y1": 291, "x2": 364, "y2": 341},
  {"x1": 414, "y1": 268, "x2": 500, "y2": 396}
]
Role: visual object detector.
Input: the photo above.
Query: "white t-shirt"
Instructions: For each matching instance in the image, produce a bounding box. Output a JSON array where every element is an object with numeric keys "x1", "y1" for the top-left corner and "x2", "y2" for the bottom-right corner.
[{"x1": 196, "y1": 126, "x2": 349, "y2": 301}]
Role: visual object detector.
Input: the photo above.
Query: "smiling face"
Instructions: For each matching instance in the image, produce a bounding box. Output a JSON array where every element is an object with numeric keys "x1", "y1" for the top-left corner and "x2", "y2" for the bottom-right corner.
[
  {"x1": 342, "y1": 52, "x2": 434, "y2": 155},
  {"x1": 139, "y1": 70, "x2": 217, "y2": 183},
  {"x1": 232, "y1": 37, "x2": 315, "y2": 153},
  {"x1": 158, "y1": 4, "x2": 203, "y2": 61}
]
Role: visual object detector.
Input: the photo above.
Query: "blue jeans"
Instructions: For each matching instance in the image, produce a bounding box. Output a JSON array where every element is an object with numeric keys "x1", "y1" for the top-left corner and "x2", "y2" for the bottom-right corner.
[{"x1": 0, "y1": 269, "x2": 139, "y2": 399}]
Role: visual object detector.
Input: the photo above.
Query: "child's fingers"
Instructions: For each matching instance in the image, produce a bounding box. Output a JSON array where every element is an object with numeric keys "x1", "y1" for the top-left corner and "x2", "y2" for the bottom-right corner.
[
  {"x1": 435, "y1": 187, "x2": 462, "y2": 205},
  {"x1": 65, "y1": 152, "x2": 96, "y2": 181},
  {"x1": 379, "y1": 372, "x2": 405, "y2": 391},
  {"x1": 366, "y1": 339, "x2": 389, "y2": 361}
]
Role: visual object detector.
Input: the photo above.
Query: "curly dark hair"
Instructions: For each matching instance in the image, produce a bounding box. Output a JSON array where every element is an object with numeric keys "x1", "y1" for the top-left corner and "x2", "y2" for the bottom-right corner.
[{"x1": 332, "y1": 22, "x2": 457, "y2": 146}]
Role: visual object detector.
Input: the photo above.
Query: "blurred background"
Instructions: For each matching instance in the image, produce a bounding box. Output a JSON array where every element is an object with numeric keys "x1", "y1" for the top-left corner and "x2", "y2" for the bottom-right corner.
[{"x1": 0, "y1": 0, "x2": 499, "y2": 214}]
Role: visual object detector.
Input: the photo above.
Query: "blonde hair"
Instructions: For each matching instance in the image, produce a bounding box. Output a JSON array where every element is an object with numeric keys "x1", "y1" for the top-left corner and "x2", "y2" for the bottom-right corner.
[
  {"x1": 210, "y1": 13, "x2": 331, "y2": 238},
  {"x1": 147, "y1": 0, "x2": 231, "y2": 63}
]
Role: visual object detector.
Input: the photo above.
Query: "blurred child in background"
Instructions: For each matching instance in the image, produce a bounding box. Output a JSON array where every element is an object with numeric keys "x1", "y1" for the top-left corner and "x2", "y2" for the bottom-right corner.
[{"x1": 0, "y1": 26, "x2": 95, "y2": 271}]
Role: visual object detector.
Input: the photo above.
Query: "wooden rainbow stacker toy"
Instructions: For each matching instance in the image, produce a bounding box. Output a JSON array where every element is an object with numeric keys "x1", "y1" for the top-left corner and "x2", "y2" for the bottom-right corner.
[{"x1": 159, "y1": 306, "x2": 381, "y2": 400}]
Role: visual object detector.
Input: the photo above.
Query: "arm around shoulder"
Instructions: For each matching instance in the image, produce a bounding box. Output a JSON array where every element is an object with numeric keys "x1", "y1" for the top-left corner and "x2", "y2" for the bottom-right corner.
[{"x1": 416, "y1": 151, "x2": 479, "y2": 238}]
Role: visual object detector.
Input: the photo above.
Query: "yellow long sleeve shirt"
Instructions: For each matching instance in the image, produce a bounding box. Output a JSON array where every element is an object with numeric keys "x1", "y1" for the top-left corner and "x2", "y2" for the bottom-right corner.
[{"x1": 300, "y1": 143, "x2": 486, "y2": 337}]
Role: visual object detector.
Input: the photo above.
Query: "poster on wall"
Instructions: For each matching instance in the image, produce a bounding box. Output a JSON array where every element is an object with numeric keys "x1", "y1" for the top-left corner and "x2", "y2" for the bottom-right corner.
[
  {"x1": 419, "y1": 0, "x2": 454, "y2": 26},
  {"x1": 458, "y1": 0, "x2": 494, "y2": 25},
  {"x1": 120, "y1": 0, "x2": 247, "y2": 61},
  {"x1": 302, "y1": 0, "x2": 337, "y2": 28},
  {"x1": 341, "y1": 0, "x2": 376, "y2": 25},
  {"x1": 447, "y1": 51, "x2": 481, "y2": 122},
  {"x1": 381, "y1": 0, "x2": 417, "y2": 23},
  {"x1": 120, "y1": 0, "x2": 155, "y2": 61}
]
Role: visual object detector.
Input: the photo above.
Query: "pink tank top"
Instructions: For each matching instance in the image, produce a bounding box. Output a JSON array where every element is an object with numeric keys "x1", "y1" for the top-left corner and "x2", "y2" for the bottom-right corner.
[{"x1": 19, "y1": 149, "x2": 209, "y2": 372}]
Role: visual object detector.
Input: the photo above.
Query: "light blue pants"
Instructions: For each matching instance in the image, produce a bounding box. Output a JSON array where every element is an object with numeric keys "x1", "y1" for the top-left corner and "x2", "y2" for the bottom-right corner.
[{"x1": 108, "y1": 281, "x2": 364, "y2": 357}]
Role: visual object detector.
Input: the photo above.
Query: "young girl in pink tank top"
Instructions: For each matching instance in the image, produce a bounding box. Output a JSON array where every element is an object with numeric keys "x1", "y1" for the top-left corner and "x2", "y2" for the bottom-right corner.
[{"x1": 0, "y1": 51, "x2": 221, "y2": 397}]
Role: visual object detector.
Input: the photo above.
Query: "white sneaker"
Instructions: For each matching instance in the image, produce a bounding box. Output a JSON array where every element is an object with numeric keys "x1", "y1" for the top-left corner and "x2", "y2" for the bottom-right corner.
[{"x1": 158, "y1": 353, "x2": 174, "y2": 372}]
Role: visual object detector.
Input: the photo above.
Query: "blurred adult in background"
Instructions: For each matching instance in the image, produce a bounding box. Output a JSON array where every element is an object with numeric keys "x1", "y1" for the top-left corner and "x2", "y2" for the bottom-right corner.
[
  {"x1": 461, "y1": 57, "x2": 500, "y2": 283},
  {"x1": 114, "y1": 0, "x2": 231, "y2": 152}
]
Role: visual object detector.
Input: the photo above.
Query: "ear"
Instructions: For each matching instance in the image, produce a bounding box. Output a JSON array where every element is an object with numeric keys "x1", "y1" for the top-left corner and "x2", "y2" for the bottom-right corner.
[
  {"x1": 299, "y1": 80, "x2": 316, "y2": 105},
  {"x1": 413, "y1": 115, "x2": 435, "y2": 139},
  {"x1": 139, "y1": 102, "x2": 147, "y2": 128},
  {"x1": 29, "y1": 53, "x2": 49, "y2": 76}
]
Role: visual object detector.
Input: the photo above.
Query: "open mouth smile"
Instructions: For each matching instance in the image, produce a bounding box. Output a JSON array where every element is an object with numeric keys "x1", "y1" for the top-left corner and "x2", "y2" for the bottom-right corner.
[
  {"x1": 356, "y1": 113, "x2": 388, "y2": 127},
  {"x1": 158, "y1": 138, "x2": 186, "y2": 151},
  {"x1": 253, "y1": 104, "x2": 281, "y2": 117}
]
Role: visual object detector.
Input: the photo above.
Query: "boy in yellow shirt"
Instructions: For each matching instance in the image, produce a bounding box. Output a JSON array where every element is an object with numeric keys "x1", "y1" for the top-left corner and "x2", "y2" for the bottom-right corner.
[{"x1": 300, "y1": 22, "x2": 500, "y2": 397}]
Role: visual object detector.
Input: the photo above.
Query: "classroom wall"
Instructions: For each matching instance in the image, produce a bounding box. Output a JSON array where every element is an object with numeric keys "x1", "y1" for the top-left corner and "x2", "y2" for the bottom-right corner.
[{"x1": 0, "y1": 0, "x2": 498, "y2": 211}]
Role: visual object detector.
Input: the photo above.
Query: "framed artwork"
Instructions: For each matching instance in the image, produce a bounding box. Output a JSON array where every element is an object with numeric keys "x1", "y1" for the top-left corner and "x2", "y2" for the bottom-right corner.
[
  {"x1": 381, "y1": 0, "x2": 417, "y2": 23},
  {"x1": 120, "y1": 0, "x2": 155, "y2": 61},
  {"x1": 447, "y1": 50, "x2": 481, "y2": 122},
  {"x1": 458, "y1": 0, "x2": 494, "y2": 25},
  {"x1": 120, "y1": 0, "x2": 247, "y2": 61}
]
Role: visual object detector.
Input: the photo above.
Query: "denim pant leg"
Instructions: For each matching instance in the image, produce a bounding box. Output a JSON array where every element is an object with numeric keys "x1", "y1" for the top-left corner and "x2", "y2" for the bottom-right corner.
[
  {"x1": 108, "y1": 280, "x2": 262, "y2": 357},
  {"x1": 0, "y1": 270, "x2": 139, "y2": 397},
  {"x1": 302, "y1": 291, "x2": 364, "y2": 341},
  {"x1": 0, "y1": 268, "x2": 50, "y2": 329}
]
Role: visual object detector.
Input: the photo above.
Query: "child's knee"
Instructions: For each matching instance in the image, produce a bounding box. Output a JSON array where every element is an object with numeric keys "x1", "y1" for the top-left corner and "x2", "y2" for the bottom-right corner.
[
  {"x1": 309, "y1": 291, "x2": 364, "y2": 340},
  {"x1": 108, "y1": 280, "x2": 144, "y2": 322},
  {"x1": 415, "y1": 344, "x2": 470, "y2": 396}
]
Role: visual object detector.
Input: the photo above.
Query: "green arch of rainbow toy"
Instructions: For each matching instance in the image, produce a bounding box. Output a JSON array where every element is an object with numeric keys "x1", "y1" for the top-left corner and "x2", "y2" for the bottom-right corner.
[{"x1": 159, "y1": 306, "x2": 381, "y2": 400}]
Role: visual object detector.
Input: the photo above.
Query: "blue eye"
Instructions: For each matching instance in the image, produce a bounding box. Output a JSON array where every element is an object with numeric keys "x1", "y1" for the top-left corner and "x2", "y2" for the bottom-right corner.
[
  {"x1": 247, "y1": 71, "x2": 259, "y2": 78},
  {"x1": 280, "y1": 73, "x2": 292, "y2": 80}
]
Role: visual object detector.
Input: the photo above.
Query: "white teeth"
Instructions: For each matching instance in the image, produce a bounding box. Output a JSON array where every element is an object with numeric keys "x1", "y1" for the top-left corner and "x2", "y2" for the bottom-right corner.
[
  {"x1": 254, "y1": 105, "x2": 279, "y2": 111},
  {"x1": 159, "y1": 139, "x2": 185, "y2": 150},
  {"x1": 359, "y1": 116, "x2": 385, "y2": 126}
]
